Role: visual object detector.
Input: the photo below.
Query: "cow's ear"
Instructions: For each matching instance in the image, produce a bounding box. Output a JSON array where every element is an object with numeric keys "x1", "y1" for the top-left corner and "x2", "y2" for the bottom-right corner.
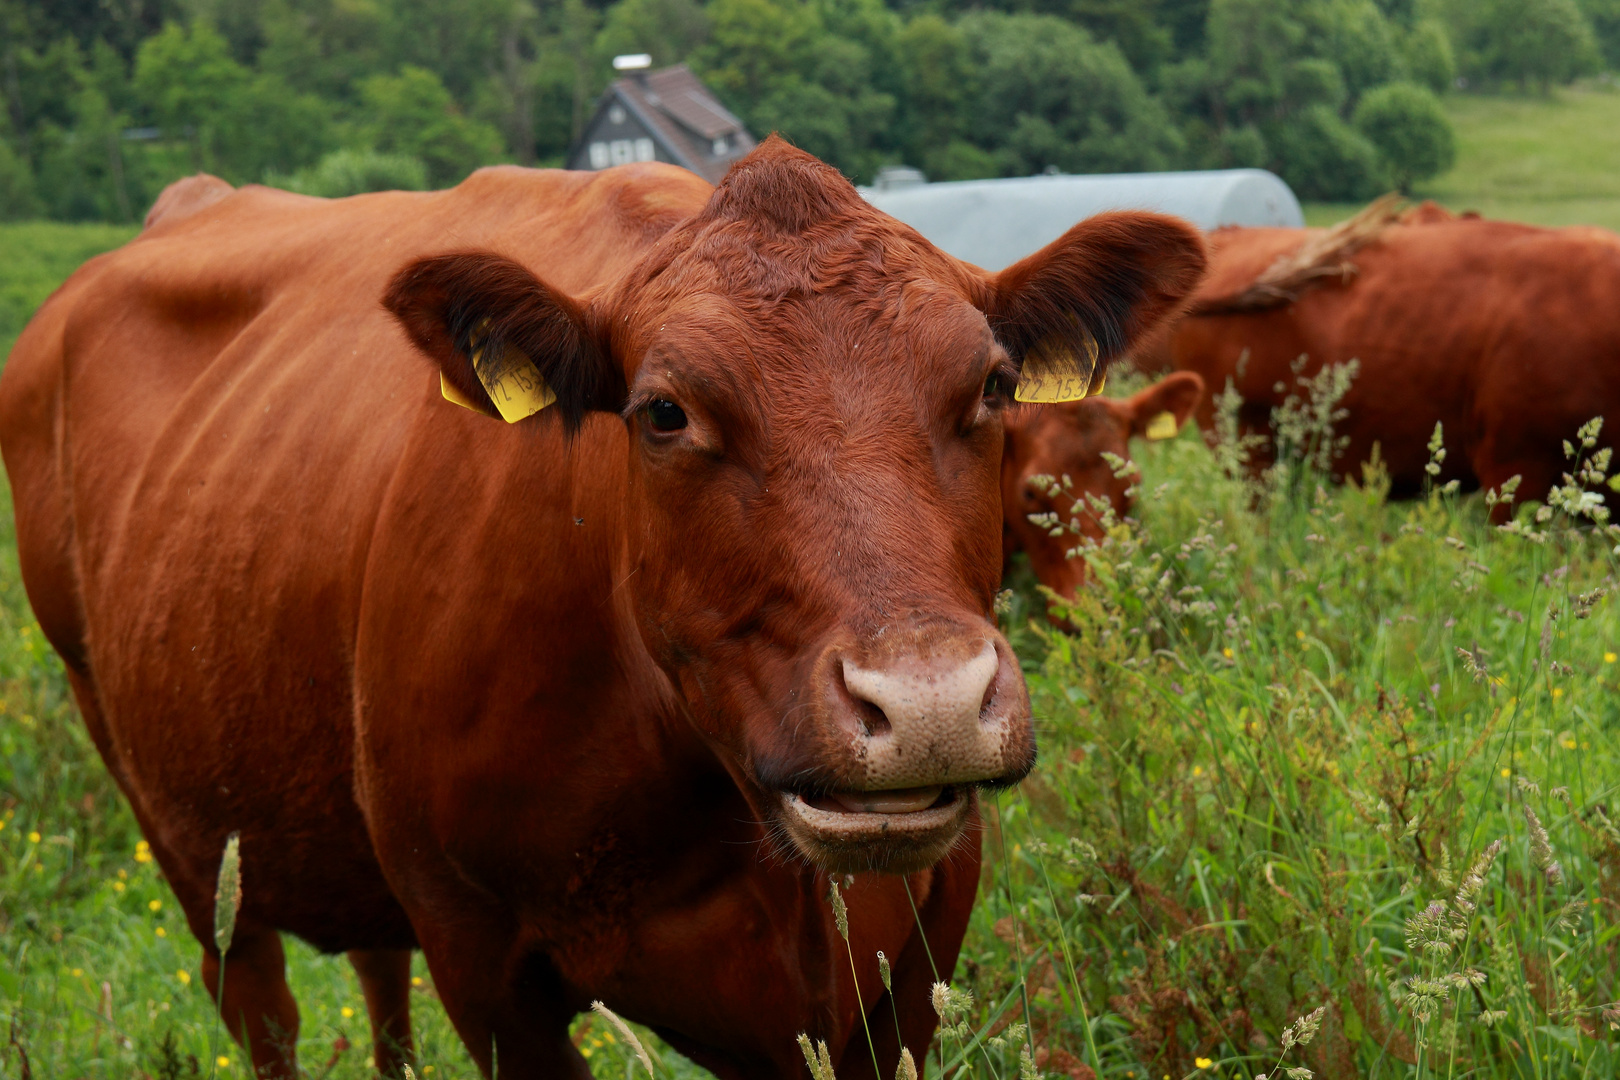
[
  {"x1": 383, "y1": 252, "x2": 622, "y2": 432},
  {"x1": 985, "y1": 213, "x2": 1206, "y2": 403},
  {"x1": 1126, "y1": 371, "x2": 1205, "y2": 441}
]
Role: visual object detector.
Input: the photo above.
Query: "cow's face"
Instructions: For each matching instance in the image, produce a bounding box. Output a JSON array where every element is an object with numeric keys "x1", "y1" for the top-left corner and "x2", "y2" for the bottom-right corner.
[
  {"x1": 386, "y1": 140, "x2": 1205, "y2": 874},
  {"x1": 1003, "y1": 373, "x2": 1204, "y2": 600}
]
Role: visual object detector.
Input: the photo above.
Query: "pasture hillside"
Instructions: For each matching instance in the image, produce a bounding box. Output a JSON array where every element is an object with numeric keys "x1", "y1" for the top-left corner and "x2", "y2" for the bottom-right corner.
[
  {"x1": 4, "y1": 127, "x2": 1620, "y2": 1078},
  {"x1": 1304, "y1": 83, "x2": 1620, "y2": 229}
]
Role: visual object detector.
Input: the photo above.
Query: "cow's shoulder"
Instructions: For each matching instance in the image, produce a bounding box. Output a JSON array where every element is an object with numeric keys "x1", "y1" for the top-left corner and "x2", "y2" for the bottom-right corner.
[{"x1": 143, "y1": 173, "x2": 236, "y2": 230}]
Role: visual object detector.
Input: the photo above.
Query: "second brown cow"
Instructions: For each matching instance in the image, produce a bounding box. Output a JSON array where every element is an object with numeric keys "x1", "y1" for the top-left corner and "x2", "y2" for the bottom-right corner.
[{"x1": 1145, "y1": 206, "x2": 1620, "y2": 512}]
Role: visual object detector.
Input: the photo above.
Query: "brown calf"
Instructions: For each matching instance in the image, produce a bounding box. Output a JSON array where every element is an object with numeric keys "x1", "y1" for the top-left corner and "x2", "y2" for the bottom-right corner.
[{"x1": 1002, "y1": 373, "x2": 1205, "y2": 599}]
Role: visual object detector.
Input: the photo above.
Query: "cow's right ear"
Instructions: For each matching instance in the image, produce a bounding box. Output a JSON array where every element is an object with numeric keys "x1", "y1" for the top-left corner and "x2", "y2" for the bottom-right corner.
[
  {"x1": 383, "y1": 252, "x2": 623, "y2": 432},
  {"x1": 984, "y1": 213, "x2": 1206, "y2": 403}
]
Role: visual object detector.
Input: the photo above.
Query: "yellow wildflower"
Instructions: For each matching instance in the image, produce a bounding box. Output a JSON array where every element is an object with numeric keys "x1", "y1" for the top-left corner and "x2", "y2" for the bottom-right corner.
[
  {"x1": 1501, "y1": 768, "x2": 1511, "y2": 778},
  {"x1": 148, "y1": 899, "x2": 162, "y2": 912},
  {"x1": 1196, "y1": 1059, "x2": 1214, "y2": 1070},
  {"x1": 28, "y1": 831, "x2": 41, "y2": 844},
  {"x1": 217, "y1": 1057, "x2": 231, "y2": 1069},
  {"x1": 177, "y1": 970, "x2": 191, "y2": 986},
  {"x1": 341, "y1": 1006, "x2": 355, "y2": 1018},
  {"x1": 155, "y1": 927, "x2": 166, "y2": 938}
]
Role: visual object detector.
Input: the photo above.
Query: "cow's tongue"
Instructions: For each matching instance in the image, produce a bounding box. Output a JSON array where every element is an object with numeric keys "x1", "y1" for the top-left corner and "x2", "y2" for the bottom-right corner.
[{"x1": 829, "y1": 786, "x2": 945, "y2": 815}]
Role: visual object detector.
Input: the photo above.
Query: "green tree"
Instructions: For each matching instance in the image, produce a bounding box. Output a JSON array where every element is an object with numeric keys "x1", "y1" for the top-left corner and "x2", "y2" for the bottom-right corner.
[
  {"x1": 1441, "y1": 0, "x2": 1601, "y2": 90},
  {"x1": 597, "y1": 0, "x2": 710, "y2": 67},
  {"x1": 1266, "y1": 102, "x2": 1384, "y2": 199},
  {"x1": 1577, "y1": 0, "x2": 1620, "y2": 69},
  {"x1": 1353, "y1": 80, "x2": 1455, "y2": 189},
  {"x1": 0, "y1": 132, "x2": 41, "y2": 219},
  {"x1": 1401, "y1": 18, "x2": 1457, "y2": 93},
  {"x1": 693, "y1": 0, "x2": 900, "y2": 180},
  {"x1": 1312, "y1": 0, "x2": 1404, "y2": 100},
  {"x1": 960, "y1": 11, "x2": 1183, "y2": 176},
  {"x1": 359, "y1": 66, "x2": 503, "y2": 187},
  {"x1": 895, "y1": 14, "x2": 983, "y2": 178},
  {"x1": 133, "y1": 21, "x2": 250, "y2": 167},
  {"x1": 256, "y1": 0, "x2": 387, "y2": 103},
  {"x1": 133, "y1": 20, "x2": 331, "y2": 183}
]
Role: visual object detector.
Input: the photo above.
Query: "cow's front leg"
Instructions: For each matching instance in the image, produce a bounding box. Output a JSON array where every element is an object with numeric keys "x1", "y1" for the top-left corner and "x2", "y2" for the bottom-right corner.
[
  {"x1": 198, "y1": 925, "x2": 301, "y2": 1079},
  {"x1": 415, "y1": 917, "x2": 590, "y2": 1080},
  {"x1": 350, "y1": 948, "x2": 415, "y2": 1077}
]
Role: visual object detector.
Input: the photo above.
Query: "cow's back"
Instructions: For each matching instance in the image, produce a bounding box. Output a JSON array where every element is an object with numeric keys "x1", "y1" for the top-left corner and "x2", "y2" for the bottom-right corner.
[{"x1": 0, "y1": 162, "x2": 712, "y2": 950}]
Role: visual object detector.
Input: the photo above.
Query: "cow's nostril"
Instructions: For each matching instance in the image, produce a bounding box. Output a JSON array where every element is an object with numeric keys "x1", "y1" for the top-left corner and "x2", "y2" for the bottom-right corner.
[
  {"x1": 838, "y1": 661, "x2": 893, "y2": 737},
  {"x1": 853, "y1": 694, "x2": 890, "y2": 737}
]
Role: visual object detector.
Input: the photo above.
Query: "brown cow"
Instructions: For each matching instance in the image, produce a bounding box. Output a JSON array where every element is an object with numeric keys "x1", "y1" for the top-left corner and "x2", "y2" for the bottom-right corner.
[
  {"x1": 0, "y1": 140, "x2": 1203, "y2": 1079},
  {"x1": 1001, "y1": 373, "x2": 1205, "y2": 599},
  {"x1": 1143, "y1": 206, "x2": 1620, "y2": 510}
]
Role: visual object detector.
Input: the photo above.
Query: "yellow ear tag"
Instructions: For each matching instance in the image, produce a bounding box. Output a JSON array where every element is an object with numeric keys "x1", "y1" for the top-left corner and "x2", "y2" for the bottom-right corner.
[
  {"x1": 1015, "y1": 331, "x2": 1101, "y2": 404},
  {"x1": 1144, "y1": 410, "x2": 1179, "y2": 441},
  {"x1": 440, "y1": 372, "x2": 492, "y2": 414},
  {"x1": 471, "y1": 340, "x2": 557, "y2": 423}
]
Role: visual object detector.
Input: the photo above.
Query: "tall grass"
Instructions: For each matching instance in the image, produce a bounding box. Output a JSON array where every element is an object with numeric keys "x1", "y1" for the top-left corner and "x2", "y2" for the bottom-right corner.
[{"x1": 942, "y1": 369, "x2": 1620, "y2": 1080}]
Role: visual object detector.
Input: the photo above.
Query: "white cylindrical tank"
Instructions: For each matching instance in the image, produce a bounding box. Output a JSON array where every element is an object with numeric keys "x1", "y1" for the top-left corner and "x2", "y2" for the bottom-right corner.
[{"x1": 862, "y1": 169, "x2": 1304, "y2": 271}]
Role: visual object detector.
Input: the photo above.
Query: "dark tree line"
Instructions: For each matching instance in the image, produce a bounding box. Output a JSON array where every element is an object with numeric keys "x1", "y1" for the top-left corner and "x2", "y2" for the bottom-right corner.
[{"x1": 1, "y1": 0, "x2": 1613, "y2": 222}]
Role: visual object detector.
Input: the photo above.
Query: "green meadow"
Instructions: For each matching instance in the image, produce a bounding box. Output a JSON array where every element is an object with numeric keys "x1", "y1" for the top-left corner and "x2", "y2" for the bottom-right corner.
[
  {"x1": 1304, "y1": 82, "x2": 1620, "y2": 230},
  {"x1": 4, "y1": 89, "x2": 1620, "y2": 1080}
]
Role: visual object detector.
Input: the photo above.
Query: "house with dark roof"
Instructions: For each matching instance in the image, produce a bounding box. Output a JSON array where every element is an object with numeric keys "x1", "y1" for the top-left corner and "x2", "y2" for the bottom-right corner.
[{"x1": 566, "y1": 63, "x2": 756, "y2": 186}]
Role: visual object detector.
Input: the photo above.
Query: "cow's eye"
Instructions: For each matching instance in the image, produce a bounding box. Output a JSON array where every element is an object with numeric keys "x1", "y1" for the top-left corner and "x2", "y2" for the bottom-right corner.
[
  {"x1": 647, "y1": 399, "x2": 688, "y2": 432},
  {"x1": 984, "y1": 370, "x2": 1011, "y2": 402}
]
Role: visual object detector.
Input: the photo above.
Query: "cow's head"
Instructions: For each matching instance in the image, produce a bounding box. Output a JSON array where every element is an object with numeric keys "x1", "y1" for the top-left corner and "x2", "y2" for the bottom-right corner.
[
  {"x1": 385, "y1": 139, "x2": 1204, "y2": 873},
  {"x1": 1002, "y1": 372, "x2": 1204, "y2": 600}
]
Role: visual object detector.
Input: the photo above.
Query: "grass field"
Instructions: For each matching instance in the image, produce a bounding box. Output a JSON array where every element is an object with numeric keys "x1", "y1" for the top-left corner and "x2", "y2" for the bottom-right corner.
[
  {"x1": 5, "y1": 90, "x2": 1620, "y2": 1080},
  {"x1": 1303, "y1": 82, "x2": 1620, "y2": 229}
]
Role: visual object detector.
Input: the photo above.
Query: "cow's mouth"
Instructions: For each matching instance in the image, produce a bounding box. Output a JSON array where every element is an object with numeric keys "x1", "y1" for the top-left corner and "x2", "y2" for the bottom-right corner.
[{"x1": 777, "y1": 785, "x2": 971, "y2": 874}]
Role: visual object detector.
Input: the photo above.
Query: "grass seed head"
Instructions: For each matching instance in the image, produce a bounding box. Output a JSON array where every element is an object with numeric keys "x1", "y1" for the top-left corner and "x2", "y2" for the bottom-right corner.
[
  {"x1": 213, "y1": 832, "x2": 242, "y2": 956},
  {"x1": 1523, "y1": 805, "x2": 1563, "y2": 886},
  {"x1": 591, "y1": 1000, "x2": 655, "y2": 1078},
  {"x1": 828, "y1": 879, "x2": 849, "y2": 941},
  {"x1": 896, "y1": 1047, "x2": 917, "y2": 1080}
]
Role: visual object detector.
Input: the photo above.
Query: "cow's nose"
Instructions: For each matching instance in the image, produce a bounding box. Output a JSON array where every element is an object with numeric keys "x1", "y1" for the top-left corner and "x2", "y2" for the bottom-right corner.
[{"x1": 838, "y1": 640, "x2": 1024, "y2": 790}]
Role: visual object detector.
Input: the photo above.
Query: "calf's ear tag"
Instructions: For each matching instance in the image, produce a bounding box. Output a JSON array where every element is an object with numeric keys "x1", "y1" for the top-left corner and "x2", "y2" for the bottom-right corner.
[
  {"x1": 1145, "y1": 410, "x2": 1179, "y2": 441},
  {"x1": 1015, "y1": 330, "x2": 1101, "y2": 404}
]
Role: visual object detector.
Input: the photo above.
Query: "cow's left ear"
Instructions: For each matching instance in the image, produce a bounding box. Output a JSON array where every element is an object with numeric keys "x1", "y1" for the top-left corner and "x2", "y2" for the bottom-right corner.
[
  {"x1": 384, "y1": 251, "x2": 622, "y2": 433},
  {"x1": 984, "y1": 213, "x2": 1206, "y2": 402},
  {"x1": 1126, "y1": 371, "x2": 1205, "y2": 440}
]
